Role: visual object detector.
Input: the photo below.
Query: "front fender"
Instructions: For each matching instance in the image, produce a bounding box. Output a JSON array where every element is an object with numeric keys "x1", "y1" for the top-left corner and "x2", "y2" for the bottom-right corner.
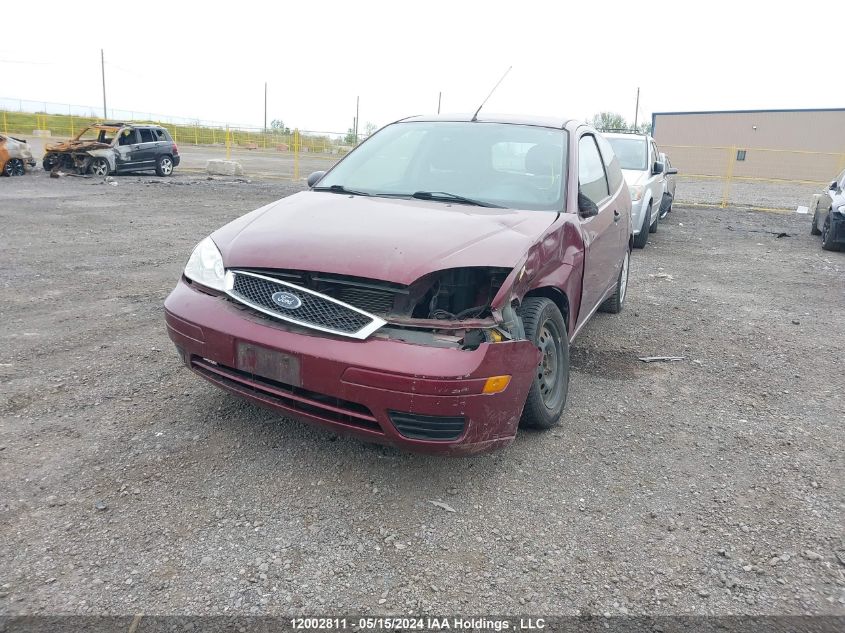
[{"x1": 490, "y1": 216, "x2": 584, "y2": 336}]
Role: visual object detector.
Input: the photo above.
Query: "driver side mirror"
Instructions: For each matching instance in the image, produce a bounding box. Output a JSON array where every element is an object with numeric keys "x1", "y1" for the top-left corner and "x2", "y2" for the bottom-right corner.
[
  {"x1": 578, "y1": 191, "x2": 599, "y2": 218},
  {"x1": 830, "y1": 180, "x2": 839, "y2": 191},
  {"x1": 307, "y1": 171, "x2": 326, "y2": 187},
  {"x1": 652, "y1": 161, "x2": 665, "y2": 175}
]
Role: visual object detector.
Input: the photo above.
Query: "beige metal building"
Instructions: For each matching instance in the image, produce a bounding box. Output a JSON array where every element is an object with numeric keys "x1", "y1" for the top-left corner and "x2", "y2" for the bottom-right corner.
[{"x1": 652, "y1": 108, "x2": 845, "y2": 183}]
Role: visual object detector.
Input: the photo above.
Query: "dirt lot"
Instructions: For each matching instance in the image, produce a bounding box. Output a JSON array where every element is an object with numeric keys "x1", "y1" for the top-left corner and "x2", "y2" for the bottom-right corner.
[{"x1": 1, "y1": 171, "x2": 843, "y2": 617}]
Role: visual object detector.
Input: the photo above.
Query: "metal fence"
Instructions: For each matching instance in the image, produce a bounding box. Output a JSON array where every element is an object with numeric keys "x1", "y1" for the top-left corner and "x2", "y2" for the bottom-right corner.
[
  {"x1": 664, "y1": 145, "x2": 845, "y2": 211},
  {"x1": 0, "y1": 97, "x2": 356, "y2": 177}
]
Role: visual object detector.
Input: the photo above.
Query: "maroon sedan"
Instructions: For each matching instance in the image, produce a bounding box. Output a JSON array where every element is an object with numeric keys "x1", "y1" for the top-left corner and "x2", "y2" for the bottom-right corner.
[{"x1": 165, "y1": 115, "x2": 632, "y2": 455}]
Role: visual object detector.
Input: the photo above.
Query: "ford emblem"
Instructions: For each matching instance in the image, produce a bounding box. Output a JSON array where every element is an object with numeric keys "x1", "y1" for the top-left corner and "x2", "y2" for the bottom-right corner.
[{"x1": 271, "y1": 291, "x2": 302, "y2": 310}]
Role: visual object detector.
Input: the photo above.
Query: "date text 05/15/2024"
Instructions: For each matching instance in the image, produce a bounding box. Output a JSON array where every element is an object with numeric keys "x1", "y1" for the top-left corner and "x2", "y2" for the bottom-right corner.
[{"x1": 290, "y1": 617, "x2": 547, "y2": 630}]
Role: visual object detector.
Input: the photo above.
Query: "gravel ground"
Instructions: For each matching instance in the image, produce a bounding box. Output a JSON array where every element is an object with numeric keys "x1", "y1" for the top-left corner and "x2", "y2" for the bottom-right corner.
[{"x1": 1, "y1": 171, "x2": 844, "y2": 617}]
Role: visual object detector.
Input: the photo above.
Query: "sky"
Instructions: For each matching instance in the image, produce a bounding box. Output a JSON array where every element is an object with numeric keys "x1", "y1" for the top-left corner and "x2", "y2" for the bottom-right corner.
[{"x1": 1, "y1": 0, "x2": 842, "y2": 134}]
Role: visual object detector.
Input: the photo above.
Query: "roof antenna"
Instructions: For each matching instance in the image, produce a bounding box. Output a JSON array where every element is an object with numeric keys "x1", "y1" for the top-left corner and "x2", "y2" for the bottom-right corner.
[{"x1": 471, "y1": 66, "x2": 512, "y2": 122}]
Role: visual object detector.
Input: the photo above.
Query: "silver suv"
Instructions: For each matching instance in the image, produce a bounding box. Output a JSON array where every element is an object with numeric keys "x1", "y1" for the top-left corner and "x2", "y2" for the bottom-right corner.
[{"x1": 603, "y1": 132, "x2": 676, "y2": 248}]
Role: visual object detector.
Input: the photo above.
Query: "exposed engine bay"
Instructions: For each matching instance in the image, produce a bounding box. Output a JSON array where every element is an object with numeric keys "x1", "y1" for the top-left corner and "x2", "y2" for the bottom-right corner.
[{"x1": 232, "y1": 266, "x2": 515, "y2": 349}]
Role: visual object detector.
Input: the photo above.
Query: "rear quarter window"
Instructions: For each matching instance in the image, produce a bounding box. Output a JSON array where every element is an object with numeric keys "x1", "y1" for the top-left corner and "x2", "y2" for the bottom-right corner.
[{"x1": 153, "y1": 129, "x2": 170, "y2": 142}]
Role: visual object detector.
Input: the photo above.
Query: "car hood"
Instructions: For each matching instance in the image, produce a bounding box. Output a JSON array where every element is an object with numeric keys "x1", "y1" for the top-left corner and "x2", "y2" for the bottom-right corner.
[
  {"x1": 621, "y1": 169, "x2": 648, "y2": 187},
  {"x1": 213, "y1": 192, "x2": 558, "y2": 285}
]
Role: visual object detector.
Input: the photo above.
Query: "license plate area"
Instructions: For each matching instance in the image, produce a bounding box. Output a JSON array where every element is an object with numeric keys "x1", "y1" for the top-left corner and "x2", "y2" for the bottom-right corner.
[{"x1": 236, "y1": 342, "x2": 301, "y2": 387}]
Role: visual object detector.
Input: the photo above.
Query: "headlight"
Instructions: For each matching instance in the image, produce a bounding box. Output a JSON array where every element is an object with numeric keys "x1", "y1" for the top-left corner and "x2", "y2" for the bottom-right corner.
[
  {"x1": 630, "y1": 185, "x2": 644, "y2": 202},
  {"x1": 184, "y1": 237, "x2": 226, "y2": 291}
]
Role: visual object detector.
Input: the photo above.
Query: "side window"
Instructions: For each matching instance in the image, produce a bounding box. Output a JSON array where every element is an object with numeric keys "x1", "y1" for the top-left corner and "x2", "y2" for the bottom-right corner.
[
  {"x1": 651, "y1": 142, "x2": 659, "y2": 168},
  {"x1": 838, "y1": 170, "x2": 845, "y2": 189},
  {"x1": 118, "y1": 129, "x2": 137, "y2": 145},
  {"x1": 153, "y1": 129, "x2": 168, "y2": 142},
  {"x1": 139, "y1": 128, "x2": 155, "y2": 143},
  {"x1": 579, "y1": 135, "x2": 609, "y2": 204},
  {"x1": 595, "y1": 134, "x2": 624, "y2": 194}
]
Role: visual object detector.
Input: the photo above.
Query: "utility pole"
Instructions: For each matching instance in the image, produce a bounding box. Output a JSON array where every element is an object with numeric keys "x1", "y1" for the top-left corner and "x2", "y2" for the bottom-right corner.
[
  {"x1": 264, "y1": 82, "x2": 267, "y2": 133},
  {"x1": 354, "y1": 96, "x2": 359, "y2": 143},
  {"x1": 633, "y1": 87, "x2": 640, "y2": 131},
  {"x1": 437, "y1": 92, "x2": 441, "y2": 114},
  {"x1": 100, "y1": 49, "x2": 107, "y2": 119}
]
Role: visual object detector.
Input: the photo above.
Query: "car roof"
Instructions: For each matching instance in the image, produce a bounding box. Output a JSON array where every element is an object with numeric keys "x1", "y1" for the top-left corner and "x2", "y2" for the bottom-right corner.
[
  {"x1": 603, "y1": 131, "x2": 651, "y2": 141},
  {"x1": 99, "y1": 121, "x2": 163, "y2": 129},
  {"x1": 398, "y1": 113, "x2": 576, "y2": 130}
]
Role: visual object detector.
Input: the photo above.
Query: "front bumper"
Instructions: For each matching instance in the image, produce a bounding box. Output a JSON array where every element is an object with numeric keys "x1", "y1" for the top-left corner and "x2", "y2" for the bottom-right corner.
[{"x1": 164, "y1": 280, "x2": 539, "y2": 455}]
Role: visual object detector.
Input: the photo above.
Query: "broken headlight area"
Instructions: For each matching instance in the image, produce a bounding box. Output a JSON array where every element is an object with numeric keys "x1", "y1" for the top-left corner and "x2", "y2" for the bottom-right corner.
[
  {"x1": 375, "y1": 324, "x2": 510, "y2": 350},
  {"x1": 223, "y1": 267, "x2": 517, "y2": 349}
]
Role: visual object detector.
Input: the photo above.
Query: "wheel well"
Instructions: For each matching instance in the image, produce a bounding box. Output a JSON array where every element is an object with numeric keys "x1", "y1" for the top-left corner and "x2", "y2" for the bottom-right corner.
[{"x1": 523, "y1": 287, "x2": 570, "y2": 330}]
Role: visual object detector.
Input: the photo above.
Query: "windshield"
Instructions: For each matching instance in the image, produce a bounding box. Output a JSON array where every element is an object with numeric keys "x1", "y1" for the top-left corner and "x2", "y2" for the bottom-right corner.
[
  {"x1": 606, "y1": 137, "x2": 647, "y2": 171},
  {"x1": 318, "y1": 121, "x2": 568, "y2": 211},
  {"x1": 75, "y1": 126, "x2": 119, "y2": 144}
]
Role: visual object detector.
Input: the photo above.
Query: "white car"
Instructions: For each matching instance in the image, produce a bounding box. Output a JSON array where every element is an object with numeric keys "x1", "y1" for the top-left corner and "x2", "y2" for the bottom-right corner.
[{"x1": 604, "y1": 132, "x2": 677, "y2": 248}]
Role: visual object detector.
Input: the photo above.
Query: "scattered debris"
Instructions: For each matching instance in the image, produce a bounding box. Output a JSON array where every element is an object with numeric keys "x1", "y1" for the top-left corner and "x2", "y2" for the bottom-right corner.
[
  {"x1": 428, "y1": 500, "x2": 457, "y2": 513},
  {"x1": 796, "y1": 206, "x2": 809, "y2": 215},
  {"x1": 649, "y1": 273, "x2": 674, "y2": 281},
  {"x1": 727, "y1": 226, "x2": 791, "y2": 238},
  {"x1": 638, "y1": 356, "x2": 685, "y2": 363}
]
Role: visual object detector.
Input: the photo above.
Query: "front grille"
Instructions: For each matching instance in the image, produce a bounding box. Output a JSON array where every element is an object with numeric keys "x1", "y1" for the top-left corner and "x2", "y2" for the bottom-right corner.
[
  {"x1": 192, "y1": 357, "x2": 382, "y2": 433},
  {"x1": 389, "y1": 411, "x2": 466, "y2": 441},
  {"x1": 334, "y1": 287, "x2": 395, "y2": 314},
  {"x1": 226, "y1": 271, "x2": 386, "y2": 339}
]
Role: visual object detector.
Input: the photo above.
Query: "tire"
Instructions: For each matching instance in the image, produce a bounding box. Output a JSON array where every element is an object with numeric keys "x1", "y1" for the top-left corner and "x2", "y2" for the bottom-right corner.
[
  {"x1": 821, "y1": 214, "x2": 840, "y2": 251},
  {"x1": 42, "y1": 153, "x2": 59, "y2": 172},
  {"x1": 633, "y1": 204, "x2": 651, "y2": 249},
  {"x1": 155, "y1": 155, "x2": 174, "y2": 177},
  {"x1": 518, "y1": 297, "x2": 569, "y2": 430},
  {"x1": 810, "y1": 209, "x2": 822, "y2": 236},
  {"x1": 599, "y1": 249, "x2": 630, "y2": 314},
  {"x1": 89, "y1": 157, "x2": 110, "y2": 177},
  {"x1": 2, "y1": 158, "x2": 25, "y2": 177},
  {"x1": 649, "y1": 205, "x2": 659, "y2": 233}
]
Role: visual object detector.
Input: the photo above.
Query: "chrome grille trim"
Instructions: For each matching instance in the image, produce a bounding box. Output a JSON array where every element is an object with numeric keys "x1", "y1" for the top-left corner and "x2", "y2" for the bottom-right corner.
[{"x1": 224, "y1": 270, "x2": 386, "y2": 340}]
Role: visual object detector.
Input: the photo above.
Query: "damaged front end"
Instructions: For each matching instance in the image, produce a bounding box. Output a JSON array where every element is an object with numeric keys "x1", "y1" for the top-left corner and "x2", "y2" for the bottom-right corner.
[
  {"x1": 0, "y1": 135, "x2": 36, "y2": 176},
  {"x1": 229, "y1": 266, "x2": 524, "y2": 350},
  {"x1": 43, "y1": 125, "x2": 119, "y2": 174}
]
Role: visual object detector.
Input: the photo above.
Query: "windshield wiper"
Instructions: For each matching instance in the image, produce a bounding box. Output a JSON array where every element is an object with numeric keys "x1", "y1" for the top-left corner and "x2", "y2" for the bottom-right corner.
[
  {"x1": 409, "y1": 191, "x2": 503, "y2": 208},
  {"x1": 312, "y1": 184, "x2": 372, "y2": 196}
]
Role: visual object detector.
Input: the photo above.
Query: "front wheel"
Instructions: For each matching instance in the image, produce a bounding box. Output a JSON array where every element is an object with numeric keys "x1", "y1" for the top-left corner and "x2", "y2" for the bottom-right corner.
[
  {"x1": 810, "y1": 209, "x2": 822, "y2": 236},
  {"x1": 518, "y1": 297, "x2": 569, "y2": 430},
  {"x1": 821, "y1": 215, "x2": 840, "y2": 251},
  {"x1": 155, "y1": 155, "x2": 174, "y2": 177},
  {"x1": 3, "y1": 158, "x2": 25, "y2": 176},
  {"x1": 633, "y1": 205, "x2": 650, "y2": 249},
  {"x1": 600, "y1": 250, "x2": 630, "y2": 314},
  {"x1": 89, "y1": 157, "x2": 110, "y2": 177},
  {"x1": 43, "y1": 153, "x2": 59, "y2": 172}
]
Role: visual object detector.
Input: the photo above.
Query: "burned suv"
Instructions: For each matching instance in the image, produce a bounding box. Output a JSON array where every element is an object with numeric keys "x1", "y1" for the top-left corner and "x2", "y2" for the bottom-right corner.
[{"x1": 43, "y1": 122, "x2": 180, "y2": 177}]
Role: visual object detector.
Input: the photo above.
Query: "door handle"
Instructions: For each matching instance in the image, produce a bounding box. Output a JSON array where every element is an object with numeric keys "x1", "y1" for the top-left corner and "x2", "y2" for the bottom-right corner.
[{"x1": 613, "y1": 210, "x2": 621, "y2": 223}]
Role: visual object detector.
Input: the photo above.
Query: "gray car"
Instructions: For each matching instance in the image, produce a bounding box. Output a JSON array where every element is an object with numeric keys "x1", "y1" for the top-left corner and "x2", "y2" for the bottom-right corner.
[{"x1": 604, "y1": 132, "x2": 677, "y2": 248}]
